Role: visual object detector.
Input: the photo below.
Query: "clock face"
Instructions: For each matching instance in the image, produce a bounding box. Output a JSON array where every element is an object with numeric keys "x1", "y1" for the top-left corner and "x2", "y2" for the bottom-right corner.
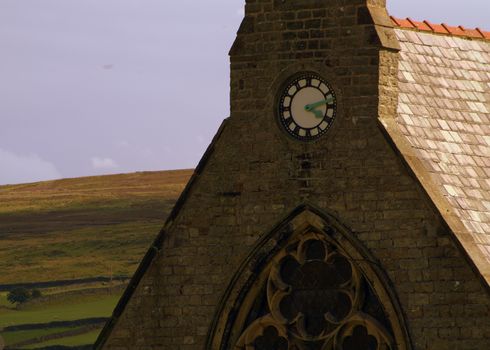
[{"x1": 278, "y1": 73, "x2": 337, "y2": 141}]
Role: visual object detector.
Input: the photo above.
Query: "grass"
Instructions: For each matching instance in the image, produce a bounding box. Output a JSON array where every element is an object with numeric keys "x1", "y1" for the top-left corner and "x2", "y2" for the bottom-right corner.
[
  {"x1": 22, "y1": 329, "x2": 101, "y2": 348},
  {"x1": 0, "y1": 292, "x2": 12, "y2": 308},
  {"x1": 0, "y1": 169, "x2": 192, "y2": 215},
  {"x1": 0, "y1": 294, "x2": 120, "y2": 328},
  {"x1": 0, "y1": 169, "x2": 191, "y2": 284},
  {"x1": 1, "y1": 326, "x2": 75, "y2": 346},
  {"x1": 0, "y1": 221, "x2": 164, "y2": 283},
  {"x1": 40, "y1": 282, "x2": 125, "y2": 297}
]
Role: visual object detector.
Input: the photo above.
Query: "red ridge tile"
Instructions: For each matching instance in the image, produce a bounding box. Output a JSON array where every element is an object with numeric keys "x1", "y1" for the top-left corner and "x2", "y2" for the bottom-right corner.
[
  {"x1": 406, "y1": 17, "x2": 418, "y2": 27},
  {"x1": 390, "y1": 16, "x2": 402, "y2": 27},
  {"x1": 417, "y1": 22, "x2": 432, "y2": 32},
  {"x1": 480, "y1": 29, "x2": 490, "y2": 40},
  {"x1": 391, "y1": 16, "x2": 415, "y2": 29},
  {"x1": 390, "y1": 16, "x2": 489, "y2": 41},
  {"x1": 442, "y1": 23, "x2": 466, "y2": 36},
  {"x1": 427, "y1": 21, "x2": 449, "y2": 34},
  {"x1": 409, "y1": 18, "x2": 432, "y2": 31},
  {"x1": 464, "y1": 28, "x2": 484, "y2": 38},
  {"x1": 423, "y1": 20, "x2": 435, "y2": 31}
]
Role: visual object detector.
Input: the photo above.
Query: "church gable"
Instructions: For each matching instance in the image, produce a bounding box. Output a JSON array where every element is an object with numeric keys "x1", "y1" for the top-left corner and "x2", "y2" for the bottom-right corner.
[{"x1": 97, "y1": 1, "x2": 490, "y2": 349}]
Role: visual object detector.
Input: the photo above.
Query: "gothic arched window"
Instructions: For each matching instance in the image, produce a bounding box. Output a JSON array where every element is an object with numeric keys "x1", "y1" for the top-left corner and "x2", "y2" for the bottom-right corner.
[{"x1": 207, "y1": 206, "x2": 411, "y2": 350}]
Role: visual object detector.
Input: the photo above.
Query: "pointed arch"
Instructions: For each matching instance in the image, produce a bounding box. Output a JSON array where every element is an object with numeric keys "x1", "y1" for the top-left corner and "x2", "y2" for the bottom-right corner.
[{"x1": 206, "y1": 204, "x2": 412, "y2": 350}]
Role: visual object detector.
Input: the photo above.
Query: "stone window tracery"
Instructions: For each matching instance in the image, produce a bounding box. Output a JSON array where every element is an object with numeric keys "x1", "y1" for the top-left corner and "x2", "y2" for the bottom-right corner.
[{"x1": 234, "y1": 233, "x2": 395, "y2": 350}]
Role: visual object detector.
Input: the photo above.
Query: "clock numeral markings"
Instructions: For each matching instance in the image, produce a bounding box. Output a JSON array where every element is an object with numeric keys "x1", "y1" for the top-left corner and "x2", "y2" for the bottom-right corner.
[
  {"x1": 319, "y1": 83, "x2": 330, "y2": 95},
  {"x1": 298, "y1": 79, "x2": 307, "y2": 88},
  {"x1": 288, "y1": 85, "x2": 297, "y2": 96},
  {"x1": 289, "y1": 122, "x2": 297, "y2": 131},
  {"x1": 283, "y1": 96, "x2": 292, "y2": 107},
  {"x1": 310, "y1": 128, "x2": 319, "y2": 137},
  {"x1": 319, "y1": 121, "x2": 329, "y2": 130},
  {"x1": 298, "y1": 128, "x2": 307, "y2": 137},
  {"x1": 323, "y1": 93, "x2": 335, "y2": 120},
  {"x1": 311, "y1": 79, "x2": 321, "y2": 88},
  {"x1": 282, "y1": 113, "x2": 292, "y2": 123}
]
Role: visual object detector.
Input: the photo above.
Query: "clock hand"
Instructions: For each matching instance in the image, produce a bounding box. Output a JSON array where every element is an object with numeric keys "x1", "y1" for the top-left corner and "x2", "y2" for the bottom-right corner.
[
  {"x1": 304, "y1": 97, "x2": 334, "y2": 112},
  {"x1": 311, "y1": 109, "x2": 323, "y2": 119}
]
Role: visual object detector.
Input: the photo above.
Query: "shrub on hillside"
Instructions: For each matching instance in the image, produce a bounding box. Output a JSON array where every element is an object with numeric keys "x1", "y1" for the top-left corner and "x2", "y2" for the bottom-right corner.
[
  {"x1": 6, "y1": 288, "x2": 43, "y2": 304},
  {"x1": 7, "y1": 287, "x2": 31, "y2": 304}
]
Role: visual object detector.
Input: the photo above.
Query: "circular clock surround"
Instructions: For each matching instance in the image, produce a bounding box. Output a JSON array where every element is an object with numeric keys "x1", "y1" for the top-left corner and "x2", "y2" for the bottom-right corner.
[{"x1": 277, "y1": 72, "x2": 337, "y2": 141}]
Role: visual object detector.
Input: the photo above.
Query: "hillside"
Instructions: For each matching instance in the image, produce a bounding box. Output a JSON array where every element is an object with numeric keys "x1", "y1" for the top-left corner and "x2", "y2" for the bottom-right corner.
[{"x1": 0, "y1": 169, "x2": 192, "y2": 285}]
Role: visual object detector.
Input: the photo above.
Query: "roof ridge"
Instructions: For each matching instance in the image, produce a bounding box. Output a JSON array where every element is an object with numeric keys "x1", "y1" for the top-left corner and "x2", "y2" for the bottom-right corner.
[{"x1": 390, "y1": 16, "x2": 490, "y2": 41}]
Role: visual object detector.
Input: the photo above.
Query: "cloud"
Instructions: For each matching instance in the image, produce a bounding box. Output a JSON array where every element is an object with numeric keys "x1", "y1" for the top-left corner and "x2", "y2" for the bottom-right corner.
[
  {"x1": 91, "y1": 157, "x2": 118, "y2": 169},
  {"x1": 0, "y1": 148, "x2": 61, "y2": 185}
]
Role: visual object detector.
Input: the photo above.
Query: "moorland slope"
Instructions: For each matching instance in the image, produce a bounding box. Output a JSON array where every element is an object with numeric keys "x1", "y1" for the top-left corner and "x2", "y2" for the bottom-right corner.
[{"x1": 0, "y1": 169, "x2": 191, "y2": 284}]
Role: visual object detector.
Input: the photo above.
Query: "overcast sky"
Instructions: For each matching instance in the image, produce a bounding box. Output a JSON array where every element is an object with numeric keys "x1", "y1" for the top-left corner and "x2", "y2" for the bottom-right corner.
[{"x1": 0, "y1": 0, "x2": 488, "y2": 185}]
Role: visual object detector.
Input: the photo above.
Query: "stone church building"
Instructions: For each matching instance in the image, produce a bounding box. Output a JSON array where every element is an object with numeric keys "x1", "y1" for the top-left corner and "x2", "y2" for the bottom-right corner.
[{"x1": 96, "y1": 0, "x2": 490, "y2": 349}]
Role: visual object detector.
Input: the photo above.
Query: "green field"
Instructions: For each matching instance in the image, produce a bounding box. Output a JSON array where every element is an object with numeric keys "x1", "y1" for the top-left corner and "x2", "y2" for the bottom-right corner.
[
  {"x1": 0, "y1": 170, "x2": 190, "y2": 348},
  {"x1": 0, "y1": 290, "x2": 120, "y2": 348},
  {"x1": 2, "y1": 327, "x2": 75, "y2": 345},
  {"x1": 0, "y1": 294, "x2": 119, "y2": 328},
  {"x1": 1, "y1": 292, "x2": 10, "y2": 307},
  {"x1": 23, "y1": 329, "x2": 101, "y2": 348}
]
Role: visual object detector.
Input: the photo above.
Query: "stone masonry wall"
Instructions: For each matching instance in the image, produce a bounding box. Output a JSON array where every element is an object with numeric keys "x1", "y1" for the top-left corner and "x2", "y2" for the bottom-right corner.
[{"x1": 102, "y1": 1, "x2": 490, "y2": 349}]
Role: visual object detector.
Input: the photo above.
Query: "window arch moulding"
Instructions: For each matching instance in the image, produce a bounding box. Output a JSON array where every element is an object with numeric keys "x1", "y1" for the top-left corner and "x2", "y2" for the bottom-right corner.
[{"x1": 206, "y1": 204, "x2": 412, "y2": 350}]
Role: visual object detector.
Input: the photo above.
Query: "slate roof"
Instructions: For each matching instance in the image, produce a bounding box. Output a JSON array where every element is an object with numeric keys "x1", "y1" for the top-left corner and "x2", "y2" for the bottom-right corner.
[{"x1": 387, "y1": 19, "x2": 490, "y2": 284}]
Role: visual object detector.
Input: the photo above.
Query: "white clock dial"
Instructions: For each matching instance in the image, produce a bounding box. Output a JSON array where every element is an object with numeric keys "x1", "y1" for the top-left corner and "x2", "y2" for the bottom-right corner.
[{"x1": 278, "y1": 73, "x2": 337, "y2": 141}]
